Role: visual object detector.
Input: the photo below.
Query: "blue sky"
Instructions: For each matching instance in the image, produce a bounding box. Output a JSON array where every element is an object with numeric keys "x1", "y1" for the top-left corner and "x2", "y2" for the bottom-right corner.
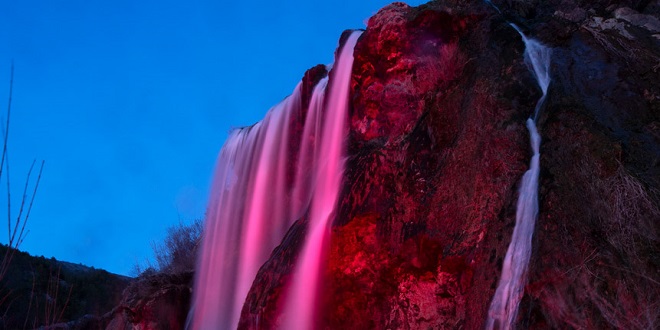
[{"x1": 0, "y1": 0, "x2": 426, "y2": 276}]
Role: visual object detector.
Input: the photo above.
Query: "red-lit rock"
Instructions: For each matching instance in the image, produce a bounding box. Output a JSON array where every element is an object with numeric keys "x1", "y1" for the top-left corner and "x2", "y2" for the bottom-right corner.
[
  {"x1": 87, "y1": 1, "x2": 658, "y2": 329},
  {"x1": 241, "y1": 0, "x2": 659, "y2": 329},
  {"x1": 329, "y1": 2, "x2": 532, "y2": 328}
]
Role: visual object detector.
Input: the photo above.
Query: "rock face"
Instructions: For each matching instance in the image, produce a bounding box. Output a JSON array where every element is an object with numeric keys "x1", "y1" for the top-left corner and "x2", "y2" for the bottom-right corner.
[
  {"x1": 53, "y1": 272, "x2": 194, "y2": 330},
  {"x1": 240, "y1": 0, "x2": 659, "y2": 329},
  {"x1": 330, "y1": 2, "x2": 532, "y2": 329},
  {"x1": 104, "y1": 272, "x2": 193, "y2": 330},
  {"x1": 96, "y1": 1, "x2": 658, "y2": 329},
  {"x1": 509, "y1": 1, "x2": 660, "y2": 329}
]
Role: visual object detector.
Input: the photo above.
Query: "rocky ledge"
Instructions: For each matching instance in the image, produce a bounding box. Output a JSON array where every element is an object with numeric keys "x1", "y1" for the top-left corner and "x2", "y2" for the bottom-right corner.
[
  {"x1": 242, "y1": 1, "x2": 659, "y2": 329},
  {"x1": 78, "y1": 1, "x2": 658, "y2": 329}
]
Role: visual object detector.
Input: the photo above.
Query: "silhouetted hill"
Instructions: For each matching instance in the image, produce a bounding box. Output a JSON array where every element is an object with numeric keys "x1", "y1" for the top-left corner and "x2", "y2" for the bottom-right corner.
[{"x1": 0, "y1": 244, "x2": 132, "y2": 329}]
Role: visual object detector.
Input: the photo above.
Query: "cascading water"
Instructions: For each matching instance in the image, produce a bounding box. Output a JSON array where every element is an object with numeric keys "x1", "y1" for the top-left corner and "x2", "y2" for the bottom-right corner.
[
  {"x1": 283, "y1": 31, "x2": 361, "y2": 330},
  {"x1": 189, "y1": 30, "x2": 361, "y2": 330},
  {"x1": 190, "y1": 84, "x2": 305, "y2": 330},
  {"x1": 511, "y1": 25, "x2": 552, "y2": 121},
  {"x1": 486, "y1": 26, "x2": 551, "y2": 330}
]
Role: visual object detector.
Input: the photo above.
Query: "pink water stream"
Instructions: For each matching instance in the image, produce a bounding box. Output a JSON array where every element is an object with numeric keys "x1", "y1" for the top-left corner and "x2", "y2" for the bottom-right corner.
[{"x1": 190, "y1": 30, "x2": 361, "y2": 330}]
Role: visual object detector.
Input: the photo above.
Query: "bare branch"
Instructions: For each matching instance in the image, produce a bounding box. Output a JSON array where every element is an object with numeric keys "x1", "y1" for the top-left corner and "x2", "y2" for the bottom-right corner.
[
  {"x1": 10, "y1": 159, "x2": 34, "y2": 246},
  {"x1": 17, "y1": 160, "x2": 44, "y2": 248},
  {"x1": 0, "y1": 62, "x2": 12, "y2": 182}
]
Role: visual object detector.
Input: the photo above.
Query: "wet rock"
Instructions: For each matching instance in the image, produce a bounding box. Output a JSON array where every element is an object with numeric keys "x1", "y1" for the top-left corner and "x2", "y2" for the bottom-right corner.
[
  {"x1": 244, "y1": 1, "x2": 536, "y2": 328},
  {"x1": 614, "y1": 7, "x2": 660, "y2": 32},
  {"x1": 238, "y1": 0, "x2": 659, "y2": 329},
  {"x1": 53, "y1": 1, "x2": 658, "y2": 329},
  {"x1": 238, "y1": 219, "x2": 308, "y2": 329},
  {"x1": 585, "y1": 17, "x2": 636, "y2": 39}
]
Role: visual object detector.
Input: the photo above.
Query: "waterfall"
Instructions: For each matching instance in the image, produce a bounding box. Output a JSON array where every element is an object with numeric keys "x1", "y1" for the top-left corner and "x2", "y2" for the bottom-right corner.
[
  {"x1": 189, "y1": 30, "x2": 361, "y2": 330},
  {"x1": 283, "y1": 31, "x2": 362, "y2": 330},
  {"x1": 510, "y1": 25, "x2": 551, "y2": 121},
  {"x1": 486, "y1": 26, "x2": 551, "y2": 330}
]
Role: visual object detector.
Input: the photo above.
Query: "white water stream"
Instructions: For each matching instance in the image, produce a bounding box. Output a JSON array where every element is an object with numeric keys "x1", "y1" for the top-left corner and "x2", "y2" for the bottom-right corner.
[{"x1": 486, "y1": 25, "x2": 551, "y2": 330}]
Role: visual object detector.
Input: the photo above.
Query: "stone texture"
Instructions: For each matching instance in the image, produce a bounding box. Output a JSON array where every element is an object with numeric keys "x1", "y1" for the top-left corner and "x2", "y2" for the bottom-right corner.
[
  {"x1": 242, "y1": 0, "x2": 659, "y2": 329},
  {"x1": 105, "y1": 272, "x2": 193, "y2": 330},
  {"x1": 614, "y1": 7, "x2": 660, "y2": 32},
  {"x1": 89, "y1": 1, "x2": 659, "y2": 329}
]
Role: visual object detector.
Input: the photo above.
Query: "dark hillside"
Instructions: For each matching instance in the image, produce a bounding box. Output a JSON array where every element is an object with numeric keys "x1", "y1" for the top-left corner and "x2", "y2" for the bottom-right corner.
[{"x1": 0, "y1": 244, "x2": 131, "y2": 329}]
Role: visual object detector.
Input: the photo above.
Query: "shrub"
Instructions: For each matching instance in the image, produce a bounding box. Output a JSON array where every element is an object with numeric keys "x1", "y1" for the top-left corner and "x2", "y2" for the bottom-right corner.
[
  {"x1": 543, "y1": 158, "x2": 660, "y2": 330},
  {"x1": 150, "y1": 219, "x2": 203, "y2": 274}
]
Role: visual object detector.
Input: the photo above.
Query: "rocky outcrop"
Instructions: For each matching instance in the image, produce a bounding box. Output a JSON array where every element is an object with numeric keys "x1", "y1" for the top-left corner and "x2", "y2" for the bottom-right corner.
[
  {"x1": 241, "y1": 0, "x2": 659, "y2": 329},
  {"x1": 91, "y1": 1, "x2": 658, "y2": 329},
  {"x1": 238, "y1": 220, "x2": 308, "y2": 329},
  {"x1": 329, "y1": 2, "x2": 535, "y2": 329},
  {"x1": 104, "y1": 271, "x2": 193, "y2": 330},
  {"x1": 514, "y1": 2, "x2": 659, "y2": 329},
  {"x1": 49, "y1": 272, "x2": 194, "y2": 330}
]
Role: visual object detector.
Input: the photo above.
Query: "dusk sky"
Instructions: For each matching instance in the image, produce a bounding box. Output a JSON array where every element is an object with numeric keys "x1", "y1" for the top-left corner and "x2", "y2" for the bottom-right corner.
[{"x1": 0, "y1": 0, "x2": 425, "y2": 276}]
